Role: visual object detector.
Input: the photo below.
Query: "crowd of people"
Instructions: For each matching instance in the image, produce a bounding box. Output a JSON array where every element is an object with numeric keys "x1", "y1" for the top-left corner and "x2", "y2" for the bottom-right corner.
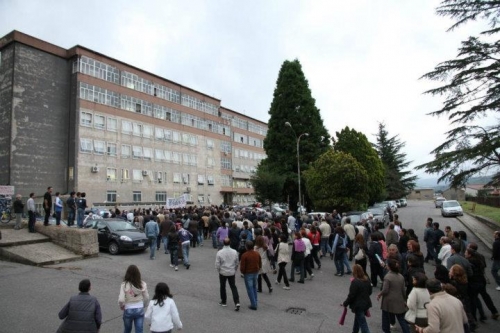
[{"x1": 23, "y1": 199, "x2": 499, "y2": 332}]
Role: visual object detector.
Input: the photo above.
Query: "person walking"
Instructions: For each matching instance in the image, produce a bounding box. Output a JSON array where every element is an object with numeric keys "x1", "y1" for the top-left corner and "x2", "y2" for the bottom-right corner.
[
  {"x1": 332, "y1": 226, "x2": 352, "y2": 276},
  {"x1": 492, "y1": 231, "x2": 500, "y2": 291},
  {"x1": 377, "y1": 259, "x2": 410, "y2": 333},
  {"x1": 178, "y1": 224, "x2": 193, "y2": 269},
  {"x1": 240, "y1": 240, "x2": 261, "y2": 310},
  {"x1": 27, "y1": 192, "x2": 36, "y2": 233},
  {"x1": 145, "y1": 217, "x2": 159, "y2": 260},
  {"x1": 353, "y1": 233, "x2": 368, "y2": 275},
  {"x1": 255, "y1": 235, "x2": 273, "y2": 293},
  {"x1": 275, "y1": 233, "x2": 291, "y2": 290},
  {"x1": 76, "y1": 192, "x2": 87, "y2": 228},
  {"x1": 342, "y1": 264, "x2": 373, "y2": 333},
  {"x1": 167, "y1": 225, "x2": 180, "y2": 271},
  {"x1": 13, "y1": 194, "x2": 24, "y2": 230},
  {"x1": 57, "y1": 279, "x2": 102, "y2": 333},
  {"x1": 289, "y1": 232, "x2": 306, "y2": 284},
  {"x1": 118, "y1": 265, "x2": 149, "y2": 333},
  {"x1": 423, "y1": 218, "x2": 435, "y2": 263},
  {"x1": 215, "y1": 237, "x2": 240, "y2": 311},
  {"x1": 415, "y1": 278, "x2": 468, "y2": 333},
  {"x1": 216, "y1": 222, "x2": 229, "y2": 250},
  {"x1": 43, "y1": 186, "x2": 52, "y2": 226},
  {"x1": 145, "y1": 282, "x2": 182, "y2": 332},
  {"x1": 54, "y1": 192, "x2": 63, "y2": 226},
  {"x1": 406, "y1": 272, "x2": 430, "y2": 333}
]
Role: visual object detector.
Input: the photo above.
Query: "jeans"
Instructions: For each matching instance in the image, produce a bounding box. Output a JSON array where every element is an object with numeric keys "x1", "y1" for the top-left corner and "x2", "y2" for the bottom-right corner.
[
  {"x1": 77, "y1": 208, "x2": 84, "y2": 228},
  {"x1": 277, "y1": 262, "x2": 289, "y2": 287},
  {"x1": 67, "y1": 209, "x2": 75, "y2": 226},
  {"x1": 219, "y1": 274, "x2": 239, "y2": 305},
  {"x1": 492, "y1": 260, "x2": 500, "y2": 287},
  {"x1": 382, "y1": 310, "x2": 409, "y2": 333},
  {"x1": 55, "y1": 211, "x2": 61, "y2": 226},
  {"x1": 320, "y1": 237, "x2": 331, "y2": 256},
  {"x1": 162, "y1": 236, "x2": 169, "y2": 253},
  {"x1": 169, "y1": 246, "x2": 178, "y2": 266},
  {"x1": 198, "y1": 229, "x2": 203, "y2": 245},
  {"x1": 28, "y1": 211, "x2": 36, "y2": 232},
  {"x1": 149, "y1": 236, "x2": 157, "y2": 258},
  {"x1": 156, "y1": 234, "x2": 162, "y2": 250},
  {"x1": 181, "y1": 242, "x2": 190, "y2": 266},
  {"x1": 425, "y1": 242, "x2": 434, "y2": 262},
  {"x1": 243, "y1": 273, "x2": 258, "y2": 308},
  {"x1": 290, "y1": 259, "x2": 304, "y2": 282},
  {"x1": 123, "y1": 307, "x2": 144, "y2": 333},
  {"x1": 353, "y1": 310, "x2": 371, "y2": 333},
  {"x1": 211, "y1": 231, "x2": 217, "y2": 248}
]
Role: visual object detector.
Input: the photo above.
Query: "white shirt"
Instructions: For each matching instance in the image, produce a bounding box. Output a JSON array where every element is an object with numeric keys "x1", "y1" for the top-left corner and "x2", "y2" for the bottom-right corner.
[
  {"x1": 145, "y1": 298, "x2": 182, "y2": 331},
  {"x1": 438, "y1": 243, "x2": 452, "y2": 267},
  {"x1": 302, "y1": 237, "x2": 312, "y2": 256}
]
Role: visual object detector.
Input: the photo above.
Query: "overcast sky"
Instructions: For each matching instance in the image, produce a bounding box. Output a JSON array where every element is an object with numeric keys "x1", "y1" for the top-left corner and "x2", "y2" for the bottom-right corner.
[{"x1": 1, "y1": 0, "x2": 491, "y2": 180}]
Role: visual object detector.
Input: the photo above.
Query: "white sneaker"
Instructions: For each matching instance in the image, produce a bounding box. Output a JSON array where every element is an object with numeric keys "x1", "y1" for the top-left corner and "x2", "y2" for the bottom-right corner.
[
  {"x1": 496, "y1": 286, "x2": 500, "y2": 291},
  {"x1": 175, "y1": 266, "x2": 178, "y2": 271},
  {"x1": 283, "y1": 286, "x2": 290, "y2": 290},
  {"x1": 275, "y1": 280, "x2": 280, "y2": 285},
  {"x1": 169, "y1": 264, "x2": 174, "y2": 268}
]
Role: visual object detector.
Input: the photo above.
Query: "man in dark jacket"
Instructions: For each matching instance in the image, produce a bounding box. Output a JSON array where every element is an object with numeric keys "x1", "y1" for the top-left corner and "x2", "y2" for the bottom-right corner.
[{"x1": 57, "y1": 279, "x2": 102, "y2": 333}]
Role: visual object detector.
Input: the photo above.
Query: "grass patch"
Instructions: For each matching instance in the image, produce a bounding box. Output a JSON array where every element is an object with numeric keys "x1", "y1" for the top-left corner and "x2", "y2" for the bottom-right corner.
[{"x1": 460, "y1": 201, "x2": 500, "y2": 224}]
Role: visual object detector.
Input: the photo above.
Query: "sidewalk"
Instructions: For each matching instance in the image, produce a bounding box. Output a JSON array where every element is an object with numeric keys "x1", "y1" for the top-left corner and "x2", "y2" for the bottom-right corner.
[{"x1": 457, "y1": 212, "x2": 497, "y2": 251}]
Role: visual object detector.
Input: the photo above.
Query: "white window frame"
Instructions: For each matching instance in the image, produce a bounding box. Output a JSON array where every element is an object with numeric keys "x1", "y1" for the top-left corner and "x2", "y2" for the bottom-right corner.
[
  {"x1": 80, "y1": 112, "x2": 92, "y2": 127},
  {"x1": 155, "y1": 149, "x2": 165, "y2": 161},
  {"x1": 207, "y1": 139, "x2": 214, "y2": 149},
  {"x1": 132, "y1": 146, "x2": 143, "y2": 159},
  {"x1": 143, "y1": 125, "x2": 152, "y2": 138},
  {"x1": 107, "y1": 168, "x2": 117, "y2": 181},
  {"x1": 143, "y1": 147, "x2": 152, "y2": 160},
  {"x1": 94, "y1": 114, "x2": 105, "y2": 130},
  {"x1": 182, "y1": 173, "x2": 190, "y2": 184},
  {"x1": 122, "y1": 120, "x2": 132, "y2": 134},
  {"x1": 93, "y1": 140, "x2": 105, "y2": 155},
  {"x1": 121, "y1": 145, "x2": 131, "y2": 158},
  {"x1": 173, "y1": 173, "x2": 181, "y2": 183},
  {"x1": 207, "y1": 175, "x2": 214, "y2": 185},
  {"x1": 80, "y1": 138, "x2": 93, "y2": 153},
  {"x1": 132, "y1": 169, "x2": 143, "y2": 182},
  {"x1": 133, "y1": 123, "x2": 142, "y2": 137},
  {"x1": 107, "y1": 117, "x2": 117, "y2": 131},
  {"x1": 197, "y1": 174, "x2": 205, "y2": 185},
  {"x1": 107, "y1": 142, "x2": 117, "y2": 156},
  {"x1": 121, "y1": 168, "x2": 130, "y2": 180}
]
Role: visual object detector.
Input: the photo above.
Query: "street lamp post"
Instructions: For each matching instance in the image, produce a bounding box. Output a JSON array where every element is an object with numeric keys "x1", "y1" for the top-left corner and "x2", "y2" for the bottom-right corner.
[{"x1": 285, "y1": 122, "x2": 309, "y2": 211}]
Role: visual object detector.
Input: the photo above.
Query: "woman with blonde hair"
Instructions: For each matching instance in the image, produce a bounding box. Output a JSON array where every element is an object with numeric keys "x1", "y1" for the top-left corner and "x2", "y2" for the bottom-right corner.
[
  {"x1": 343, "y1": 264, "x2": 372, "y2": 333},
  {"x1": 353, "y1": 233, "x2": 368, "y2": 274},
  {"x1": 118, "y1": 265, "x2": 149, "y2": 333}
]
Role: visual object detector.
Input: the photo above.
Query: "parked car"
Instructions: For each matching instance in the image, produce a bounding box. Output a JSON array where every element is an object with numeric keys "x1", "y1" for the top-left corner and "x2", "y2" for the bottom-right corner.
[
  {"x1": 441, "y1": 200, "x2": 464, "y2": 217},
  {"x1": 366, "y1": 207, "x2": 390, "y2": 228},
  {"x1": 345, "y1": 211, "x2": 365, "y2": 225},
  {"x1": 84, "y1": 219, "x2": 150, "y2": 255},
  {"x1": 399, "y1": 198, "x2": 407, "y2": 207},
  {"x1": 434, "y1": 197, "x2": 446, "y2": 208},
  {"x1": 307, "y1": 212, "x2": 328, "y2": 220}
]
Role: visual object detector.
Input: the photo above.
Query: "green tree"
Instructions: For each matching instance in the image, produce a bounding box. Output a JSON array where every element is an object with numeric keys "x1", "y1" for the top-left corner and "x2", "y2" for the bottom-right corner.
[
  {"x1": 417, "y1": 0, "x2": 500, "y2": 187},
  {"x1": 374, "y1": 122, "x2": 417, "y2": 199},
  {"x1": 262, "y1": 59, "x2": 330, "y2": 209},
  {"x1": 334, "y1": 127, "x2": 385, "y2": 204},
  {"x1": 303, "y1": 150, "x2": 369, "y2": 212},
  {"x1": 250, "y1": 161, "x2": 286, "y2": 204}
]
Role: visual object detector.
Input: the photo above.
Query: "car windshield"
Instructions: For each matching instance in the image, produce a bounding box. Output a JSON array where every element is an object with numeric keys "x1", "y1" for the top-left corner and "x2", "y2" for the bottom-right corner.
[
  {"x1": 443, "y1": 201, "x2": 460, "y2": 208},
  {"x1": 107, "y1": 220, "x2": 138, "y2": 231},
  {"x1": 348, "y1": 214, "x2": 362, "y2": 223},
  {"x1": 368, "y1": 208, "x2": 384, "y2": 215}
]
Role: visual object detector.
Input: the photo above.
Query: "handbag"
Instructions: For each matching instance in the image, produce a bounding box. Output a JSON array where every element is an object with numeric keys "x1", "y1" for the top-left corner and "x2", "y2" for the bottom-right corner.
[{"x1": 354, "y1": 248, "x2": 365, "y2": 261}]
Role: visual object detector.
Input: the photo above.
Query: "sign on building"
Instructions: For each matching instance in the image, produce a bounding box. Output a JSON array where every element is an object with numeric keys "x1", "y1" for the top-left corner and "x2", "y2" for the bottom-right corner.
[
  {"x1": 0, "y1": 186, "x2": 15, "y2": 197},
  {"x1": 166, "y1": 194, "x2": 188, "y2": 209}
]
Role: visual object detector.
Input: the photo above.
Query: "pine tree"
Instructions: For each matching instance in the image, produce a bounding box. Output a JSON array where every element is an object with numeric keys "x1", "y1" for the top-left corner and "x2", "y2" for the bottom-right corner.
[
  {"x1": 261, "y1": 59, "x2": 329, "y2": 210},
  {"x1": 374, "y1": 123, "x2": 417, "y2": 199},
  {"x1": 417, "y1": 0, "x2": 500, "y2": 187}
]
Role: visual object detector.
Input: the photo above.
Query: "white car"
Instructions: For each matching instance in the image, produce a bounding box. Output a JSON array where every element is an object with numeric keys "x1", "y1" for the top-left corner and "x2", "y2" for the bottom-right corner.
[{"x1": 441, "y1": 200, "x2": 464, "y2": 217}]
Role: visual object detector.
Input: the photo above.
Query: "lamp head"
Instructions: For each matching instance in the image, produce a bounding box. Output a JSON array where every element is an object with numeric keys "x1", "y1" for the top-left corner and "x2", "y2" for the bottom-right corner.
[
  {"x1": 305, "y1": 133, "x2": 309, "y2": 136},
  {"x1": 285, "y1": 122, "x2": 291, "y2": 127}
]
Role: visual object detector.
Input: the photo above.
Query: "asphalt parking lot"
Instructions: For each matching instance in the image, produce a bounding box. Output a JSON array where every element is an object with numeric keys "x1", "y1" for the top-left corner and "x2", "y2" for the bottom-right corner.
[{"x1": 0, "y1": 200, "x2": 499, "y2": 333}]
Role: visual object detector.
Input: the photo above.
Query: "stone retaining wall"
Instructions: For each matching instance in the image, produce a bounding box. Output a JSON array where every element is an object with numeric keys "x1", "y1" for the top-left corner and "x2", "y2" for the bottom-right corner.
[{"x1": 34, "y1": 225, "x2": 98, "y2": 257}]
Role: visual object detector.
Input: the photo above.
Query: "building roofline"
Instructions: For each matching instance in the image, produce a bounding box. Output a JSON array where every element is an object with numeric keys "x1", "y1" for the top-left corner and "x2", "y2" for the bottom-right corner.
[
  {"x1": 220, "y1": 105, "x2": 268, "y2": 126},
  {"x1": 0, "y1": 30, "x2": 222, "y2": 103}
]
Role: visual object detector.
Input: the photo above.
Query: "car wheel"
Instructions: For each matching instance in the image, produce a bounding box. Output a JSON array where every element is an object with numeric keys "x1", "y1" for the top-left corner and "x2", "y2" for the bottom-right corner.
[{"x1": 108, "y1": 242, "x2": 120, "y2": 255}]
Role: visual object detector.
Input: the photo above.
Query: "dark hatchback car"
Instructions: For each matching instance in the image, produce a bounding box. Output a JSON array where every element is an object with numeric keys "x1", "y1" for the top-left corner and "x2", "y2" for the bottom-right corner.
[{"x1": 84, "y1": 219, "x2": 150, "y2": 255}]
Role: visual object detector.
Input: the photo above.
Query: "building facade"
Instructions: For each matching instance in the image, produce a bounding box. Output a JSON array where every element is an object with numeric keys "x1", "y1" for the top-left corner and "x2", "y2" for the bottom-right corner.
[{"x1": 0, "y1": 31, "x2": 267, "y2": 208}]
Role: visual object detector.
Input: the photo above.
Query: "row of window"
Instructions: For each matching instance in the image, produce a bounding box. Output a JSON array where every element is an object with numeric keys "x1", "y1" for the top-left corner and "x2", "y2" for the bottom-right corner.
[
  {"x1": 105, "y1": 168, "x2": 219, "y2": 185},
  {"x1": 80, "y1": 138, "x2": 216, "y2": 167},
  {"x1": 105, "y1": 191, "x2": 217, "y2": 204},
  {"x1": 234, "y1": 164, "x2": 257, "y2": 174},
  {"x1": 233, "y1": 132, "x2": 263, "y2": 148},
  {"x1": 79, "y1": 83, "x2": 232, "y2": 137},
  {"x1": 233, "y1": 148, "x2": 265, "y2": 161},
  {"x1": 75, "y1": 56, "x2": 218, "y2": 116},
  {"x1": 75, "y1": 56, "x2": 267, "y2": 136}
]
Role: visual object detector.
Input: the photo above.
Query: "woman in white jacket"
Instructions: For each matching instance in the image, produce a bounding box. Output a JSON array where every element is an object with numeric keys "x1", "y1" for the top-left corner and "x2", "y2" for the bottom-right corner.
[
  {"x1": 406, "y1": 272, "x2": 431, "y2": 332},
  {"x1": 275, "y1": 233, "x2": 291, "y2": 290},
  {"x1": 145, "y1": 282, "x2": 182, "y2": 332},
  {"x1": 118, "y1": 265, "x2": 149, "y2": 333}
]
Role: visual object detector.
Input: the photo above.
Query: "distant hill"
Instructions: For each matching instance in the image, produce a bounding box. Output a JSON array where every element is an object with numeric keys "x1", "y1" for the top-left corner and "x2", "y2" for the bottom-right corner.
[{"x1": 416, "y1": 175, "x2": 493, "y2": 191}]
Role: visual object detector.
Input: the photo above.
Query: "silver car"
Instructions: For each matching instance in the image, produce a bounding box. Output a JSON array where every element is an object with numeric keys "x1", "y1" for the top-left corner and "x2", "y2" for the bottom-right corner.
[{"x1": 441, "y1": 200, "x2": 464, "y2": 217}]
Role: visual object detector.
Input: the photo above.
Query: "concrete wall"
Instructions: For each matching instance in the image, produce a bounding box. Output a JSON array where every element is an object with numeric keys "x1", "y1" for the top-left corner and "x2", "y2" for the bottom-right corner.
[
  {"x1": 9, "y1": 43, "x2": 71, "y2": 196},
  {"x1": 0, "y1": 45, "x2": 14, "y2": 186},
  {"x1": 407, "y1": 189, "x2": 434, "y2": 200},
  {"x1": 35, "y1": 225, "x2": 99, "y2": 257}
]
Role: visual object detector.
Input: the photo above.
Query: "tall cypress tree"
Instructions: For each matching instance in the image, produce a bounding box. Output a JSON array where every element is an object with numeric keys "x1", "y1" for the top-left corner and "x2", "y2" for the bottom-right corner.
[
  {"x1": 374, "y1": 123, "x2": 417, "y2": 199},
  {"x1": 261, "y1": 59, "x2": 329, "y2": 210}
]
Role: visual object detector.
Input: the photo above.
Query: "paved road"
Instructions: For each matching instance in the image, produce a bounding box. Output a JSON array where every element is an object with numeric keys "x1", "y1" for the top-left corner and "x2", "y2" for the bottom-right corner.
[{"x1": 0, "y1": 200, "x2": 499, "y2": 333}]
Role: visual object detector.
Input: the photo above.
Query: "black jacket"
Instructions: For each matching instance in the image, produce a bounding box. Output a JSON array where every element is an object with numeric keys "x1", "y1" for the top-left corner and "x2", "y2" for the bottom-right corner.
[
  {"x1": 57, "y1": 292, "x2": 101, "y2": 333},
  {"x1": 343, "y1": 278, "x2": 372, "y2": 312}
]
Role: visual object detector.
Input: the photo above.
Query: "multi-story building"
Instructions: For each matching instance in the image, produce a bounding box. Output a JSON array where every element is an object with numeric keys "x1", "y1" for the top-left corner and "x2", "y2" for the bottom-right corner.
[{"x1": 0, "y1": 30, "x2": 267, "y2": 208}]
